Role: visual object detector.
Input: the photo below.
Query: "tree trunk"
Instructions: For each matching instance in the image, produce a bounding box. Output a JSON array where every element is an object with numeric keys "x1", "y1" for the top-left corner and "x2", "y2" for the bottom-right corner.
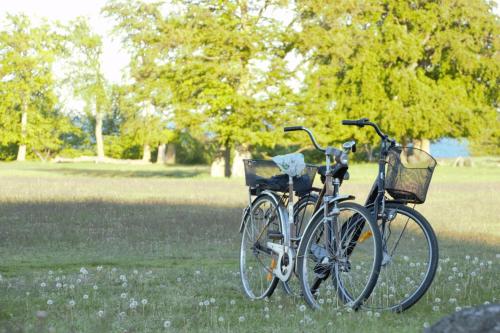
[
  {"x1": 16, "y1": 100, "x2": 28, "y2": 161},
  {"x1": 413, "y1": 139, "x2": 431, "y2": 153},
  {"x1": 95, "y1": 111, "x2": 105, "y2": 161},
  {"x1": 231, "y1": 145, "x2": 251, "y2": 177},
  {"x1": 166, "y1": 143, "x2": 176, "y2": 165},
  {"x1": 142, "y1": 144, "x2": 151, "y2": 162},
  {"x1": 224, "y1": 141, "x2": 231, "y2": 178},
  {"x1": 156, "y1": 143, "x2": 166, "y2": 164}
]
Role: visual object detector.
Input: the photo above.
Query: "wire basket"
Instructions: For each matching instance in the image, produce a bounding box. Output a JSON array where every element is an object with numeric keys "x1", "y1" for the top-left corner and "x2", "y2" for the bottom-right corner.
[
  {"x1": 385, "y1": 147, "x2": 437, "y2": 204},
  {"x1": 244, "y1": 159, "x2": 317, "y2": 195}
]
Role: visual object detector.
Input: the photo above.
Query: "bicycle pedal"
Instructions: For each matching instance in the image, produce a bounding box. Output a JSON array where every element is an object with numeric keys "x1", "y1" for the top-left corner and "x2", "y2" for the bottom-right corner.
[{"x1": 267, "y1": 230, "x2": 284, "y2": 240}]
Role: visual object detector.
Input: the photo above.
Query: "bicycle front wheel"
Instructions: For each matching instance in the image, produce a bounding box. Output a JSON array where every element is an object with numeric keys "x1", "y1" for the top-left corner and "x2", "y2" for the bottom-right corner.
[
  {"x1": 363, "y1": 203, "x2": 439, "y2": 312},
  {"x1": 240, "y1": 193, "x2": 284, "y2": 299},
  {"x1": 297, "y1": 201, "x2": 382, "y2": 310}
]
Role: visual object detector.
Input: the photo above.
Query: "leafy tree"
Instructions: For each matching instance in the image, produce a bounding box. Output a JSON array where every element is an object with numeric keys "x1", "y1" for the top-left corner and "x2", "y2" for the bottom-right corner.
[
  {"x1": 103, "y1": 0, "x2": 175, "y2": 162},
  {"x1": 64, "y1": 17, "x2": 110, "y2": 160},
  {"x1": 0, "y1": 14, "x2": 69, "y2": 161},
  {"x1": 159, "y1": 0, "x2": 293, "y2": 176},
  {"x1": 293, "y1": 0, "x2": 499, "y2": 152}
]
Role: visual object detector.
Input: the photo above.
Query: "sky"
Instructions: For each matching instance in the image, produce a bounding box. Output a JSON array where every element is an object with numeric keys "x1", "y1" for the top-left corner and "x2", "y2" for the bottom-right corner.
[{"x1": 0, "y1": 0, "x2": 129, "y2": 83}]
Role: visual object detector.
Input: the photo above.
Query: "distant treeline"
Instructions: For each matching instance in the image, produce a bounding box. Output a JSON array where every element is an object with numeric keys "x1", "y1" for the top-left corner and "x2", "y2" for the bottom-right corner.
[{"x1": 0, "y1": 0, "x2": 498, "y2": 170}]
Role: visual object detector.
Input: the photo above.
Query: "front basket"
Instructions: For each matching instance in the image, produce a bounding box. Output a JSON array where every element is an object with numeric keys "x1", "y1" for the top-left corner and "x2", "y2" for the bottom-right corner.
[{"x1": 385, "y1": 147, "x2": 437, "y2": 204}]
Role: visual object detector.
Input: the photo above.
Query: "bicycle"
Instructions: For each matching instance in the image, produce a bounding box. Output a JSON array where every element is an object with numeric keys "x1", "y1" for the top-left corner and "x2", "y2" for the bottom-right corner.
[
  {"x1": 341, "y1": 118, "x2": 439, "y2": 312},
  {"x1": 239, "y1": 153, "x2": 320, "y2": 299},
  {"x1": 285, "y1": 127, "x2": 383, "y2": 310}
]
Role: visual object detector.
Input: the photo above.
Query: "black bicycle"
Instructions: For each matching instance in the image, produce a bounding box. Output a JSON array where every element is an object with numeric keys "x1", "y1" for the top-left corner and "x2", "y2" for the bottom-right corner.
[{"x1": 341, "y1": 118, "x2": 439, "y2": 312}]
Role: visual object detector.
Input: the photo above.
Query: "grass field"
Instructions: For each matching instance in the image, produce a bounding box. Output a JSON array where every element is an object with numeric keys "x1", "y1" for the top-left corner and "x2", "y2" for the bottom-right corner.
[{"x1": 0, "y1": 162, "x2": 499, "y2": 332}]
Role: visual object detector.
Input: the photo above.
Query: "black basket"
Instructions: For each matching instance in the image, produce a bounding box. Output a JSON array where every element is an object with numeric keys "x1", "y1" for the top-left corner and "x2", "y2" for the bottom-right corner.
[
  {"x1": 243, "y1": 159, "x2": 317, "y2": 195},
  {"x1": 385, "y1": 147, "x2": 437, "y2": 204}
]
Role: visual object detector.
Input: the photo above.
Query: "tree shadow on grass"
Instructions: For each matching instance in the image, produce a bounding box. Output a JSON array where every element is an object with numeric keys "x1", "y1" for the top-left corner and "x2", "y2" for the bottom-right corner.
[
  {"x1": 0, "y1": 199, "x2": 498, "y2": 271},
  {"x1": 32, "y1": 166, "x2": 209, "y2": 178}
]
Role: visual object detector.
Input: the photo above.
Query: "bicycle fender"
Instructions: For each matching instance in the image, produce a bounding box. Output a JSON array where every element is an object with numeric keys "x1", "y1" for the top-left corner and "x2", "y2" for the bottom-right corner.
[{"x1": 239, "y1": 190, "x2": 288, "y2": 233}]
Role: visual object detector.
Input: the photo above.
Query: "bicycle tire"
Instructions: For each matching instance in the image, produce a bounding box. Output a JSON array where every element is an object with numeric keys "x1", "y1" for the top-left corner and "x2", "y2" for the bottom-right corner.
[
  {"x1": 240, "y1": 193, "x2": 284, "y2": 299},
  {"x1": 364, "y1": 202, "x2": 439, "y2": 312},
  {"x1": 297, "y1": 201, "x2": 382, "y2": 310}
]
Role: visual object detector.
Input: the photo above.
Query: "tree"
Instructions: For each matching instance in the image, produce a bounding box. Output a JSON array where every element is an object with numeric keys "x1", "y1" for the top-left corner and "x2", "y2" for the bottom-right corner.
[
  {"x1": 293, "y1": 0, "x2": 499, "y2": 152},
  {"x1": 65, "y1": 17, "x2": 110, "y2": 160},
  {"x1": 0, "y1": 14, "x2": 67, "y2": 161},
  {"x1": 103, "y1": 0, "x2": 175, "y2": 162},
  {"x1": 159, "y1": 0, "x2": 292, "y2": 176}
]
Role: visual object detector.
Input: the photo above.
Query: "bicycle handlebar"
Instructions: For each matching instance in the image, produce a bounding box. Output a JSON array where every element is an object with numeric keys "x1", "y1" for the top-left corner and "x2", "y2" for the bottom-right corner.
[
  {"x1": 283, "y1": 126, "x2": 325, "y2": 153},
  {"x1": 284, "y1": 126, "x2": 304, "y2": 132},
  {"x1": 341, "y1": 118, "x2": 369, "y2": 127},
  {"x1": 342, "y1": 118, "x2": 392, "y2": 142}
]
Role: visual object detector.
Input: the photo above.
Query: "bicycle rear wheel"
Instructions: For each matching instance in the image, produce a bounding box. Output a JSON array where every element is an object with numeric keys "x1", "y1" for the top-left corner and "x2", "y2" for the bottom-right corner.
[
  {"x1": 363, "y1": 203, "x2": 438, "y2": 312},
  {"x1": 297, "y1": 202, "x2": 382, "y2": 310},
  {"x1": 240, "y1": 193, "x2": 284, "y2": 299}
]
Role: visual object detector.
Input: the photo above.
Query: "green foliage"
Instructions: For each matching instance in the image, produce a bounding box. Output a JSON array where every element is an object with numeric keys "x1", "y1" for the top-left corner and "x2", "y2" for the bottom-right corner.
[
  {"x1": 1, "y1": 1, "x2": 499, "y2": 162},
  {"x1": 103, "y1": 1, "x2": 175, "y2": 153},
  {"x1": 0, "y1": 14, "x2": 71, "y2": 159},
  {"x1": 293, "y1": 0, "x2": 499, "y2": 147}
]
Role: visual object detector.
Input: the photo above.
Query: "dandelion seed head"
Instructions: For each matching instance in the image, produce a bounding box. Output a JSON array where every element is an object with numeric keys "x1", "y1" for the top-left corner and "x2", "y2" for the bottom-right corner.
[
  {"x1": 80, "y1": 267, "x2": 88, "y2": 275},
  {"x1": 239, "y1": 316, "x2": 245, "y2": 322},
  {"x1": 218, "y1": 316, "x2": 224, "y2": 322},
  {"x1": 133, "y1": 269, "x2": 139, "y2": 275},
  {"x1": 203, "y1": 300, "x2": 209, "y2": 306},
  {"x1": 163, "y1": 320, "x2": 171, "y2": 328},
  {"x1": 93, "y1": 285, "x2": 98, "y2": 290},
  {"x1": 432, "y1": 305, "x2": 440, "y2": 312},
  {"x1": 56, "y1": 282, "x2": 62, "y2": 289},
  {"x1": 141, "y1": 299, "x2": 148, "y2": 305},
  {"x1": 176, "y1": 277, "x2": 182, "y2": 282},
  {"x1": 210, "y1": 298, "x2": 215, "y2": 304},
  {"x1": 83, "y1": 294, "x2": 89, "y2": 300},
  {"x1": 40, "y1": 282, "x2": 46, "y2": 288},
  {"x1": 120, "y1": 293, "x2": 127, "y2": 299},
  {"x1": 423, "y1": 322, "x2": 430, "y2": 329},
  {"x1": 47, "y1": 299, "x2": 53, "y2": 305},
  {"x1": 68, "y1": 300, "x2": 75, "y2": 307},
  {"x1": 374, "y1": 312, "x2": 380, "y2": 318},
  {"x1": 97, "y1": 310, "x2": 104, "y2": 318},
  {"x1": 455, "y1": 306, "x2": 462, "y2": 312},
  {"x1": 299, "y1": 305, "x2": 306, "y2": 312}
]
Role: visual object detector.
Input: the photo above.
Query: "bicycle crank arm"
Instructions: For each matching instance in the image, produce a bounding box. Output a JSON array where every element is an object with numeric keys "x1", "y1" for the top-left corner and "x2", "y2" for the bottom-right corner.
[{"x1": 266, "y1": 242, "x2": 295, "y2": 281}]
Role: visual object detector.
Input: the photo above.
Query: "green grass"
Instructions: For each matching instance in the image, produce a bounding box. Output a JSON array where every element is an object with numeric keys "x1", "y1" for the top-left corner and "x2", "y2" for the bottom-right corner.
[{"x1": 0, "y1": 162, "x2": 498, "y2": 332}]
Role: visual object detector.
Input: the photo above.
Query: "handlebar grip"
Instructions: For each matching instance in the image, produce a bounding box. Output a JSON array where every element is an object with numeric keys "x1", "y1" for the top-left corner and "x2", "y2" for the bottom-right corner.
[
  {"x1": 341, "y1": 118, "x2": 369, "y2": 127},
  {"x1": 284, "y1": 126, "x2": 305, "y2": 132}
]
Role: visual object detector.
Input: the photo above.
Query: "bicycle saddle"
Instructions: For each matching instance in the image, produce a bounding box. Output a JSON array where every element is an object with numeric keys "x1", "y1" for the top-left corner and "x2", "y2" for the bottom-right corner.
[{"x1": 272, "y1": 153, "x2": 306, "y2": 177}]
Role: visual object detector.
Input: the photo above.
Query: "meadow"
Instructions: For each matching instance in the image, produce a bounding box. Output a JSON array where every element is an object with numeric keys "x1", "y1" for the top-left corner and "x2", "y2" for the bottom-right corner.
[{"x1": 0, "y1": 162, "x2": 498, "y2": 332}]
